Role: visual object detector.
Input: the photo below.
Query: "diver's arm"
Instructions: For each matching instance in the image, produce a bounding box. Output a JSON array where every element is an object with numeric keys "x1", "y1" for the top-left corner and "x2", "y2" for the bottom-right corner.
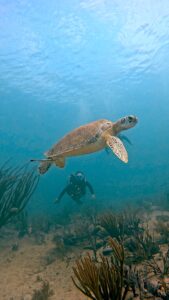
[{"x1": 86, "y1": 181, "x2": 95, "y2": 197}]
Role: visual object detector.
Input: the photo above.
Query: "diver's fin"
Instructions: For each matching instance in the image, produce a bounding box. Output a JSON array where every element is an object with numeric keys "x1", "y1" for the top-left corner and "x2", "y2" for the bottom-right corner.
[
  {"x1": 104, "y1": 134, "x2": 128, "y2": 163},
  {"x1": 54, "y1": 157, "x2": 65, "y2": 168},
  {"x1": 118, "y1": 134, "x2": 132, "y2": 145}
]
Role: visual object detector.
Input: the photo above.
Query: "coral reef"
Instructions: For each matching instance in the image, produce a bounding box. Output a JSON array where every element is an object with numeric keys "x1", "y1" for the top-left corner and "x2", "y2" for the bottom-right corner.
[
  {"x1": 1, "y1": 202, "x2": 169, "y2": 299},
  {"x1": 99, "y1": 209, "x2": 142, "y2": 242},
  {"x1": 145, "y1": 246, "x2": 169, "y2": 278},
  {"x1": 124, "y1": 227, "x2": 159, "y2": 264},
  {"x1": 31, "y1": 280, "x2": 53, "y2": 300},
  {"x1": 155, "y1": 220, "x2": 169, "y2": 243},
  {"x1": 0, "y1": 162, "x2": 39, "y2": 228},
  {"x1": 72, "y1": 238, "x2": 126, "y2": 300},
  {"x1": 99, "y1": 212, "x2": 124, "y2": 241}
]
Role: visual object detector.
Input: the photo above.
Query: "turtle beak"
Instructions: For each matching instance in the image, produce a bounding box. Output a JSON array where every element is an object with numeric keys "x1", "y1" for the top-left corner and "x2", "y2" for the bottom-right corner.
[
  {"x1": 135, "y1": 116, "x2": 138, "y2": 123},
  {"x1": 128, "y1": 115, "x2": 138, "y2": 124}
]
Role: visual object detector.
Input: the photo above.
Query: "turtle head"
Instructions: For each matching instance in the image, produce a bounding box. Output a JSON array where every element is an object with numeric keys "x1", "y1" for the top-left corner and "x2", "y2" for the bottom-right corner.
[{"x1": 115, "y1": 115, "x2": 138, "y2": 133}]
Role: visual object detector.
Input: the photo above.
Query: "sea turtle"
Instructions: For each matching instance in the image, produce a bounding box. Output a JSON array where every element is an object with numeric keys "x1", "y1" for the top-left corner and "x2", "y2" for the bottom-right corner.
[{"x1": 31, "y1": 115, "x2": 138, "y2": 174}]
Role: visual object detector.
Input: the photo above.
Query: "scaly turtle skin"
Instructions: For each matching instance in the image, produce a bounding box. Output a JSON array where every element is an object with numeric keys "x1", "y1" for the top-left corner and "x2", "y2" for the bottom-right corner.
[{"x1": 31, "y1": 115, "x2": 138, "y2": 174}]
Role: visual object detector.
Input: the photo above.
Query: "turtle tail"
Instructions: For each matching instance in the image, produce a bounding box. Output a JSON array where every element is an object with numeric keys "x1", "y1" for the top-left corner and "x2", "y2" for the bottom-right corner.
[
  {"x1": 38, "y1": 161, "x2": 52, "y2": 174},
  {"x1": 30, "y1": 156, "x2": 65, "y2": 173}
]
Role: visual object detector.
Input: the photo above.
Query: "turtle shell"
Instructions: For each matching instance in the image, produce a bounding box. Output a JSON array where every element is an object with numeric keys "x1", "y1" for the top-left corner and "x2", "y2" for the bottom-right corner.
[{"x1": 45, "y1": 119, "x2": 112, "y2": 157}]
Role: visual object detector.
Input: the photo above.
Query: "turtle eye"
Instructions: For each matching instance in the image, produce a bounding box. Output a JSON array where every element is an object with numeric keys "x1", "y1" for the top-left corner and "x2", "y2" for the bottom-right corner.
[{"x1": 128, "y1": 116, "x2": 133, "y2": 122}]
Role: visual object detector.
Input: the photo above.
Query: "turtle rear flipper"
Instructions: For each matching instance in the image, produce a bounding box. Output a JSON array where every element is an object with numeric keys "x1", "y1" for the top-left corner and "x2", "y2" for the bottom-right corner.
[
  {"x1": 39, "y1": 161, "x2": 52, "y2": 174},
  {"x1": 54, "y1": 157, "x2": 65, "y2": 168},
  {"x1": 39, "y1": 156, "x2": 65, "y2": 171},
  {"x1": 47, "y1": 153, "x2": 65, "y2": 168},
  {"x1": 104, "y1": 134, "x2": 128, "y2": 163}
]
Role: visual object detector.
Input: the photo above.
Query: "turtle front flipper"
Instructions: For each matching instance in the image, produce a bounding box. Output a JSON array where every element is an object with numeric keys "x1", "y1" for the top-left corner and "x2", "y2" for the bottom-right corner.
[
  {"x1": 48, "y1": 154, "x2": 65, "y2": 168},
  {"x1": 104, "y1": 134, "x2": 128, "y2": 163}
]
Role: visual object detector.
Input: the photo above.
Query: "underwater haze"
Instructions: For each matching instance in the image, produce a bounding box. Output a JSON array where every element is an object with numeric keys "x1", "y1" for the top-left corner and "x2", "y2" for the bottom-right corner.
[{"x1": 1, "y1": 0, "x2": 169, "y2": 212}]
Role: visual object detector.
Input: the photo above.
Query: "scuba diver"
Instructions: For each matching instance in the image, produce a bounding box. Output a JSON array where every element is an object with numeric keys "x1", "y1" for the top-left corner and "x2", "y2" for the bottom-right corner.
[{"x1": 55, "y1": 171, "x2": 95, "y2": 204}]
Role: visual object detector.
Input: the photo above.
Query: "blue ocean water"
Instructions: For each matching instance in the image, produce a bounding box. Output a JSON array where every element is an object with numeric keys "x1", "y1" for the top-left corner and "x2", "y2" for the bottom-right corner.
[{"x1": 0, "y1": 0, "x2": 169, "y2": 213}]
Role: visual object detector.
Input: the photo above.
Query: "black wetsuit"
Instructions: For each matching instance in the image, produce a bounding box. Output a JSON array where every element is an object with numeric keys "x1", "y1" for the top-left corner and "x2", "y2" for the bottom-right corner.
[{"x1": 58, "y1": 180, "x2": 94, "y2": 203}]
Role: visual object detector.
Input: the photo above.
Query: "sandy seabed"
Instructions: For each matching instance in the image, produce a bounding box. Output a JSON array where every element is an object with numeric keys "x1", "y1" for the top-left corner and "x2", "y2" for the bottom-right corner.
[
  {"x1": 1, "y1": 208, "x2": 169, "y2": 300},
  {"x1": 0, "y1": 232, "x2": 87, "y2": 300}
]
